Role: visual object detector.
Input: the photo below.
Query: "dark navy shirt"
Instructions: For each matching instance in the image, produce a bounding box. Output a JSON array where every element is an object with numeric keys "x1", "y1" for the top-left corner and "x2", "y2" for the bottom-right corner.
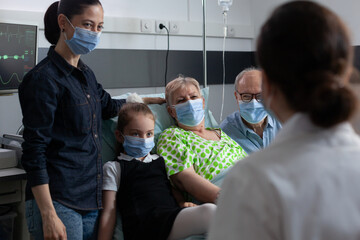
[{"x1": 19, "y1": 46, "x2": 125, "y2": 210}]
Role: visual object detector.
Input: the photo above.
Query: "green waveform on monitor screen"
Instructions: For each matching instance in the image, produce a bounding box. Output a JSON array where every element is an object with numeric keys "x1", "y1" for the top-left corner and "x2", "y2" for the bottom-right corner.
[
  {"x1": 0, "y1": 28, "x2": 35, "y2": 44},
  {"x1": 0, "y1": 55, "x2": 25, "y2": 60},
  {"x1": 0, "y1": 73, "x2": 22, "y2": 85}
]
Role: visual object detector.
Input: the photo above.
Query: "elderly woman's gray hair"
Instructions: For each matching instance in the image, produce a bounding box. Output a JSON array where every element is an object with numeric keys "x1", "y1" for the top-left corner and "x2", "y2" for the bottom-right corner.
[{"x1": 165, "y1": 76, "x2": 202, "y2": 106}]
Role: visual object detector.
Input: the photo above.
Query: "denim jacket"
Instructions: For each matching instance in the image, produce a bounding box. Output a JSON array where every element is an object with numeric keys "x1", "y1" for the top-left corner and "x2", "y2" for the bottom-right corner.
[{"x1": 19, "y1": 47, "x2": 125, "y2": 210}]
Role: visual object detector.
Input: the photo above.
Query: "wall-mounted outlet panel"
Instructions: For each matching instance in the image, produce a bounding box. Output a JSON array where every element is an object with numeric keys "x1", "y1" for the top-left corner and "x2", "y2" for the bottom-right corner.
[
  {"x1": 155, "y1": 20, "x2": 169, "y2": 33},
  {"x1": 227, "y1": 26, "x2": 235, "y2": 37},
  {"x1": 141, "y1": 19, "x2": 154, "y2": 33},
  {"x1": 169, "y1": 21, "x2": 180, "y2": 34}
]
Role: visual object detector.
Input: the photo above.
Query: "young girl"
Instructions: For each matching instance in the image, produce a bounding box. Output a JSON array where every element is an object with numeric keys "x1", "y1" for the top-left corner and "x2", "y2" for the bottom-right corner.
[{"x1": 98, "y1": 103, "x2": 217, "y2": 240}]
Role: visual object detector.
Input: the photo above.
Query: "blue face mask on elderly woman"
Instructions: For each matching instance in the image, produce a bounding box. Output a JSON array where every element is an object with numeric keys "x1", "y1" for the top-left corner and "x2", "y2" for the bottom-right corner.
[
  {"x1": 174, "y1": 98, "x2": 205, "y2": 127},
  {"x1": 239, "y1": 99, "x2": 268, "y2": 124},
  {"x1": 123, "y1": 135, "x2": 155, "y2": 158},
  {"x1": 64, "y1": 17, "x2": 101, "y2": 55}
]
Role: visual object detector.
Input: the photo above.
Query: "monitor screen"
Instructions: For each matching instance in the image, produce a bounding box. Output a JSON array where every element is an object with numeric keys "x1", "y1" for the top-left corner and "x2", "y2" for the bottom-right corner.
[{"x1": 0, "y1": 22, "x2": 37, "y2": 93}]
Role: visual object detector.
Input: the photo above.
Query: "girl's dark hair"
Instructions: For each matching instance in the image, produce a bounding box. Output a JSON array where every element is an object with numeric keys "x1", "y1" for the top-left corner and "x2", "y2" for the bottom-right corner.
[
  {"x1": 257, "y1": 1, "x2": 357, "y2": 128},
  {"x1": 115, "y1": 103, "x2": 155, "y2": 156},
  {"x1": 44, "y1": 0, "x2": 102, "y2": 45}
]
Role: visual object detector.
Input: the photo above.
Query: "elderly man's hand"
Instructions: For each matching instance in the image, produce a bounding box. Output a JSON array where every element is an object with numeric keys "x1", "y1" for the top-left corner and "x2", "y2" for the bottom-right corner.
[{"x1": 142, "y1": 97, "x2": 166, "y2": 105}]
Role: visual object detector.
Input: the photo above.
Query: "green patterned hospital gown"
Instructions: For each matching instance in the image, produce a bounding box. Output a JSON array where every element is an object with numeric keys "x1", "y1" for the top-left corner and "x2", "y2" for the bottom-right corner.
[{"x1": 157, "y1": 126, "x2": 247, "y2": 181}]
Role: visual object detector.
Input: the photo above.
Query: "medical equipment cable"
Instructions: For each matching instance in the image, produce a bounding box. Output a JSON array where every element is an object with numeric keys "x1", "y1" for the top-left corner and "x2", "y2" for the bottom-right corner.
[
  {"x1": 159, "y1": 24, "x2": 170, "y2": 87},
  {"x1": 219, "y1": 11, "x2": 228, "y2": 123},
  {"x1": 16, "y1": 124, "x2": 24, "y2": 135}
]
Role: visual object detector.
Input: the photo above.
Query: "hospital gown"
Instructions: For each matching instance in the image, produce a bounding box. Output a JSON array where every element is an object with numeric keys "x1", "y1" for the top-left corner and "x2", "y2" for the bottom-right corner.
[{"x1": 157, "y1": 126, "x2": 247, "y2": 181}]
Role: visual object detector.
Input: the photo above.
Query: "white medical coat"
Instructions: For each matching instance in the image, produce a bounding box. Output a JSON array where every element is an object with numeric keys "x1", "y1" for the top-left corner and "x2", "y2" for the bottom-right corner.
[{"x1": 208, "y1": 113, "x2": 360, "y2": 240}]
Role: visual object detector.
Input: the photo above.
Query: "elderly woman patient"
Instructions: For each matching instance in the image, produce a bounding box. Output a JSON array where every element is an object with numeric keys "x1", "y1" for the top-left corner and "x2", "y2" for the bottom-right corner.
[{"x1": 157, "y1": 76, "x2": 247, "y2": 203}]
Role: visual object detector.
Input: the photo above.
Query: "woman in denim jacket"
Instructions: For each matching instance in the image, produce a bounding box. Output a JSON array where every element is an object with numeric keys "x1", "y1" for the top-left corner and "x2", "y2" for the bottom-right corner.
[{"x1": 18, "y1": 1, "x2": 162, "y2": 239}]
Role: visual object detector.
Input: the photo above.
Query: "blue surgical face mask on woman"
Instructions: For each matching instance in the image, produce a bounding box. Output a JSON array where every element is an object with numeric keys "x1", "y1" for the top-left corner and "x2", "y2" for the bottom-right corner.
[
  {"x1": 239, "y1": 99, "x2": 268, "y2": 124},
  {"x1": 174, "y1": 98, "x2": 205, "y2": 127},
  {"x1": 122, "y1": 135, "x2": 155, "y2": 158},
  {"x1": 64, "y1": 17, "x2": 101, "y2": 55}
]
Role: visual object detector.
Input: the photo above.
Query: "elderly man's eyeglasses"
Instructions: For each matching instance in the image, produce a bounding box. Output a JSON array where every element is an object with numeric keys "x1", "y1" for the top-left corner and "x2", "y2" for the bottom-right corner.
[{"x1": 236, "y1": 91, "x2": 262, "y2": 103}]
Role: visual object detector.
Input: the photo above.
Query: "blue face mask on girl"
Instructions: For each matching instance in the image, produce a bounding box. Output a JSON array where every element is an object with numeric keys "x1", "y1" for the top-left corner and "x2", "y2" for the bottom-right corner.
[
  {"x1": 174, "y1": 98, "x2": 205, "y2": 127},
  {"x1": 239, "y1": 99, "x2": 268, "y2": 124},
  {"x1": 122, "y1": 135, "x2": 155, "y2": 158},
  {"x1": 64, "y1": 17, "x2": 101, "y2": 55}
]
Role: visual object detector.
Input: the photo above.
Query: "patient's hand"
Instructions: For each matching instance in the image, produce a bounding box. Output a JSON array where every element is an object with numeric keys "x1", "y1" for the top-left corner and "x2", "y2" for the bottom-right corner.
[
  {"x1": 181, "y1": 202, "x2": 198, "y2": 208},
  {"x1": 142, "y1": 97, "x2": 166, "y2": 105}
]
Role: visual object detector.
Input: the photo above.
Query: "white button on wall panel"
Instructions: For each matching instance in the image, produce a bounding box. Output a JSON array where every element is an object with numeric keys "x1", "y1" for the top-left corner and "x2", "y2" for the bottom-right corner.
[
  {"x1": 169, "y1": 21, "x2": 179, "y2": 34},
  {"x1": 141, "y1": 19, "x2": 154, "y2": 33}
]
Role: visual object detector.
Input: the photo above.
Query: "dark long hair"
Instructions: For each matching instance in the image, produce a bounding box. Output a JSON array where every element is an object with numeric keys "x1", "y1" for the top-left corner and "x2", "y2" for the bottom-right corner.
[
  {"x1": 44, "y1": 0, "x2": 102, "y2": 45},
  {"x1": 257, "y1": 1, "x2": 357, "y2": 128}
]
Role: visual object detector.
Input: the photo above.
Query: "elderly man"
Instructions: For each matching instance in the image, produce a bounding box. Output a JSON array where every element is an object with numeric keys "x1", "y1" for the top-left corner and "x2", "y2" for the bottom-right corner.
[{"x1": 220, "y1": 68, "x2": 282, "y2": 154}]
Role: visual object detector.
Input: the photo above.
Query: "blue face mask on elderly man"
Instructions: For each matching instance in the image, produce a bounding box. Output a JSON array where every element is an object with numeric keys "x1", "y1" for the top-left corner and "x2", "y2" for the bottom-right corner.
[
  {"x1": 239, "y1": 99, "x2": 268, "y2": 124},
  {"x1": 174, "y1": 98, "x2": 205, "y2": 127}
]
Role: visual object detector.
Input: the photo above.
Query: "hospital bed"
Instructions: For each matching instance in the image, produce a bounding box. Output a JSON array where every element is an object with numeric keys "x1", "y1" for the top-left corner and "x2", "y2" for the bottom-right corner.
[{"x1": 101, "y1": 87, "x2": 218, "y2": 240}]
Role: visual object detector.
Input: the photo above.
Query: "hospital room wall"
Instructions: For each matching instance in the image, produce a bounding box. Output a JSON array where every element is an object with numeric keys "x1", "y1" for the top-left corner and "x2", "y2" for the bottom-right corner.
[
  {"x1": 1, "y1": 0, "x2": 360, "y2": 137},
  {"x1": 0, "y1": 0, "x2": 253, "y2": 136},
  {"x1": 251, "y1": 0, "x2": 360, "y2": 47}
]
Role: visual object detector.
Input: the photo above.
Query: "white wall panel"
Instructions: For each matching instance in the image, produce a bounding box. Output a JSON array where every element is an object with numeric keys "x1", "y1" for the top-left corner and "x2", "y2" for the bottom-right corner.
[
  {"x1": 102, "y1": 0, "x2": 188, "y2": 20},
  {"x1": 189, "y1": 0, "x2": 252, "y2": 25},
  {"x1": 0, "y1": 8, "x2": 253, "y2": 50},
  {"x1": 316, "y1": 0, "x2": 360, "y2": 45},
  {"x1": 251, "y1": 0, "x2": 360, "y2": 49},
  {"x1": 0, "y1": 94, "x2": 22, "y2": 137}
]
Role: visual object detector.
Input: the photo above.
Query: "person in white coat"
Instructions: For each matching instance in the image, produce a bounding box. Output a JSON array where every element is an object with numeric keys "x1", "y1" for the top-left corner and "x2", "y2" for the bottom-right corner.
[{"x1": 208, "y1": 1, "x2": 360, "y2": 240}]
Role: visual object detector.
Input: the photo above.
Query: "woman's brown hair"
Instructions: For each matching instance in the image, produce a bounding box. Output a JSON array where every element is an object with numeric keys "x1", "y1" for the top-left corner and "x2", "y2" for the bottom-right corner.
[
  {"x1": 257, "y1": 1, "x2": 357, "y2": 128},
  {"x1": 44, "y1": 0, "x2": 102, "y2": 45}
]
